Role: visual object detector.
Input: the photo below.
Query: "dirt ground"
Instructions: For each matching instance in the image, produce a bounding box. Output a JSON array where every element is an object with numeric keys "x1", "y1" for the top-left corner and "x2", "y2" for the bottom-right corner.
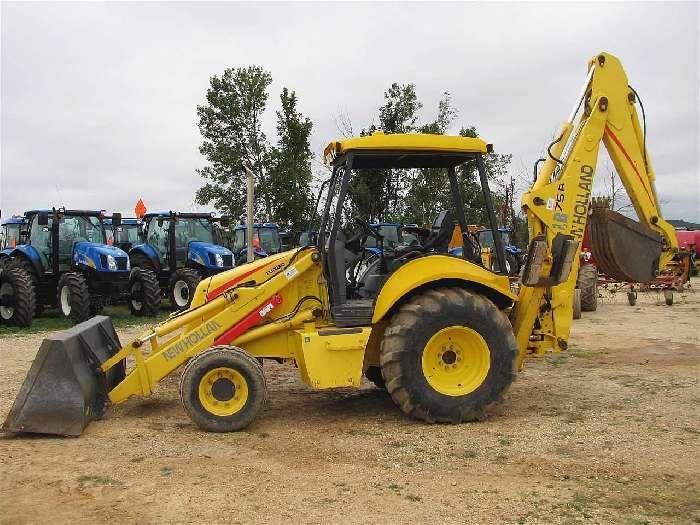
[{"x1": 1, "y1": 283, "x2": 698, "y2": 524}]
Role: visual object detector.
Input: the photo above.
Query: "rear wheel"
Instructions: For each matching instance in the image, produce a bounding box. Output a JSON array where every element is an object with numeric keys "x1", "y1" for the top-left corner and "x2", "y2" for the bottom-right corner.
[
  {"x1": 57, "y1": 272, "x2": 91, "y2": 323},
  {"x1": 7, "y1": 257, "x2": 43, "y2": 316},
  {"x1": 0, "y1": 266, "x2": 36, "y2": 327},
  {"x1": 577, "y1": 264, "x2": 598, "y2": 312},
  {"x1": 179, "y1": 346, "x2": 266, "y2": 432},
  {"x1": 573, "y1": 288, "x2": 582, "y2": 320},
  {"x1": 663, "y1": 289, "x2": 673, "y2": 306},
  {"x1": 129, "y1": 268, "x2": 161, "y2": 316},
  {"x1": 169, "y1": 268, "x2": 201, "y2": 311},
  {"x1": 380, "y1": 287, "x2": 518, "y2": 423},
  {"x1": 627, "y1": 291, "x2": 637, "y2": 306}
]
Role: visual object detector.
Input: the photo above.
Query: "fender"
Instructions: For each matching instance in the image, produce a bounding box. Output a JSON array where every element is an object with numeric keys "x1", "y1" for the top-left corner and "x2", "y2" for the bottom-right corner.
[
  {"x1": 371, "y1": 254, "x2": 516, "y2": 324},
  {"x1": 129, "y1": 244, "x2": 161, "y2": 273},
  {"x1": 9, "y1": 245, "x2": 45, "y2": 276}
]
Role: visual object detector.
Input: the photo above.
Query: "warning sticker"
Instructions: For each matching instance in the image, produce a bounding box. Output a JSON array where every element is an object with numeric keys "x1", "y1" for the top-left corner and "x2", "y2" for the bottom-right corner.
[
  {"x1": 284, "y1": 266, "x2": 298, "y2": 280},
  {"x1": 546, "y1": 198, "x2": 556, "y2": 210}
]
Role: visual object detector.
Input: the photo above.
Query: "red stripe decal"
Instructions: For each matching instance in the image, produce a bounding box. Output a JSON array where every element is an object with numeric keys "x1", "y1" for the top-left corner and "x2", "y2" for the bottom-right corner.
[
  {"x1": 213, "y1": 294, "x2": 283, "y2": 346},
  {"x1": 206, "y1": 259, "x2": 279, "y2": 301},
  {"x1": 604, "y1": 124, "x2": 653, "y2": 204}
]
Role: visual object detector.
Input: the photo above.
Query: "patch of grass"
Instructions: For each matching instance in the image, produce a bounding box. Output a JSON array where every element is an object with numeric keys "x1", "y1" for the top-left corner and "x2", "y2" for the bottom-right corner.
[
  {"x1": 498, "y1": 437, "x2": 512, "y2": 446},
  {"x1": 682, "y1": 426, "x2": 700, "y2": 435},
  {"x1": 0, "y1": 305, "x2": 168, "y2": 337},
  {"x1": 462, "y1": 449, "x2": 478, "y2": 459},
  {"x1": 388, "y1": 483, "x2": 401, "y2": 492},
  {"x1": 160, "y1": 466, "x2": 172, "y2": 476},
  {"x1": 405, "y1": 494, "x2": 422, "y2": 502},
  {"x1": 388, "y1": 440, "x2": 406, "y2": 448},
  {"x1": 77, "y1": 474, "x2": 123, "y2": 487},
  {"x1": 546, "y1": 355, "x2": 569, "y2": 367}
]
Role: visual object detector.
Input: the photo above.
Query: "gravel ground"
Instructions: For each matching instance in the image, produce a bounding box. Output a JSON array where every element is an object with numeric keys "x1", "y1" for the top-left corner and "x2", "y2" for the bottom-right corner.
[{"x1": 1, "y1": 282, "x2": 698, "y2": 524}]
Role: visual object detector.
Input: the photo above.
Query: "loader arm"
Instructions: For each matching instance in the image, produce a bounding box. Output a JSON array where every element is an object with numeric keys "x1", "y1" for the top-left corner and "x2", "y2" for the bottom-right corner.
[{"x1": 511, "y1": 52, "x2": 678, "y2": 366}]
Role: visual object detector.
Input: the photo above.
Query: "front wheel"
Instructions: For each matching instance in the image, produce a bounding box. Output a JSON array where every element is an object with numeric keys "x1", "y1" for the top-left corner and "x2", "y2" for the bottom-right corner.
[
  {"x1": 179, "y1": 346, "x2": 267, "y2": 432},
  {"x1": 57, "y1": 272, "x2": 91, "y2": 323},
  {"x1": 169, "y1": 268, "x2": 201, "y2": 311},
  {"x1": 129, "y1": 268, "x2": 161, "y2": 316},
  {"x1": 380, "y1": 287, "x2": 518, "y2": 423}
]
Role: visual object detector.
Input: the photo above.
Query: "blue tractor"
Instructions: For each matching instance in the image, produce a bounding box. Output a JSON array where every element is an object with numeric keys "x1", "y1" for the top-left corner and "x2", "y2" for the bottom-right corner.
[
  {"x1": 230, "y1": 222, "x2": 282, "y2": 265},
  {"x1": 105, "y1": 217, "x2": 143, "y2": 252},
  {"x1": 129, "y1": 212, "x2": 234, "y2": 311},
  {"x1": 448, "y1": 227, "x2": 523, "y2": 275},
  {"x1": 1, "y1": 208, "x2": 144, "y2": 325},
  {"x1": 1, "y1": 216, "x2": 27, "y2": 265}
]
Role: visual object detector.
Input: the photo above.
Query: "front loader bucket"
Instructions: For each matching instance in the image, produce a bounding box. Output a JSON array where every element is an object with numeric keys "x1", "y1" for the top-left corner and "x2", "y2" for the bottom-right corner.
[
  {"x1": 1, "y1": 316, "x2": 125, "y2": 436},
  {"x1": 589, "y1": 207, "x2": 663, "y2": 283}
]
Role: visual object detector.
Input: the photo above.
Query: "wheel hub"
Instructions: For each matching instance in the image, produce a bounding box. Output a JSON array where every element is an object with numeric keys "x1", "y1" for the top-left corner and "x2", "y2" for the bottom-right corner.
[
  {"x1": 198, "y1": 367, "x2": 248, "y2": 416},
  {"x1": 60, "y1": 285, "x2": 72, "y2": 315},
  {"x1": 421, "y1": 326, "x2": 491, "y2": 397},
  {"x1": 0, "y1": 282, "x2": 14, "y2": 319}
]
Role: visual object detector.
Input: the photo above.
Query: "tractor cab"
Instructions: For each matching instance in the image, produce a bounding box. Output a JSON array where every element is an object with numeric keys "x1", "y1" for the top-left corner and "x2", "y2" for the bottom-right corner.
[
  {"x1": 0, "y1": 217, "x2": 27, "y2": 268},
  {"x1": 231, "y1": 223, "x2": 282, "y2": 265},
  {"x1": 321, "y1": 132, "x2": 514, "y2": 327},
  {"x1": 105, "y1": 217, "x2": 143, "y2": 252}
]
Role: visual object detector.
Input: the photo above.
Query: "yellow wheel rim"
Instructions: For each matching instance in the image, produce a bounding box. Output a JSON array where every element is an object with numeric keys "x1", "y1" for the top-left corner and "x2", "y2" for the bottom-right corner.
[
  {"x1": 421, "y1": 326, "x2": 490, "y2": 397},
  {"x1": 198, "y1": 367, "x2": 249, "y2": 417}
]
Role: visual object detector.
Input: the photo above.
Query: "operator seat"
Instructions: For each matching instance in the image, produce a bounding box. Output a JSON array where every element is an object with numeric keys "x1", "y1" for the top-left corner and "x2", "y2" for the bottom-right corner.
[{"x1": 395, "y1": 210, "x2": 454, "y2": 256}]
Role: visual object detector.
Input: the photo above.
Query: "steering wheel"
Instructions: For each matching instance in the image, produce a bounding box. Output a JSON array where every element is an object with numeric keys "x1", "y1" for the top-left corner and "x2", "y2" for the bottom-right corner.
[{"x1": 354, "y1": 218, "x2": 383, "y2": 241}]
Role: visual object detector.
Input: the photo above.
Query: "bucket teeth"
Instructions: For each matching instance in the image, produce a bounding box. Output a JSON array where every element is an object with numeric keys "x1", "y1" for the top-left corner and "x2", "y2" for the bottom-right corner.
[
  {"x1": 589, "y1": 205, "x2": 662, "y2": 283},
  {"x1": 1, "y1": 316, "x2": 125, "y2": 437}
]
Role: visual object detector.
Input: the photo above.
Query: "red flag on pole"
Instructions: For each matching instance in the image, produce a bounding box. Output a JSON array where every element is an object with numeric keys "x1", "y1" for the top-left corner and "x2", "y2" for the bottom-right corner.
[{"x1": 135, "y1": 199, "x2": 147, "y2": 219}]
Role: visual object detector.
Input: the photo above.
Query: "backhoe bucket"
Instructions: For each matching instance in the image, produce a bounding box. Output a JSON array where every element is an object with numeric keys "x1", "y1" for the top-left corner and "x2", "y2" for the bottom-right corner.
[
  {"x1": 589, "y1": 207, "x2": 663, "y2": 283},
  {"x1": 1, "y1": 316, "x2": 125, "y2": 436}
]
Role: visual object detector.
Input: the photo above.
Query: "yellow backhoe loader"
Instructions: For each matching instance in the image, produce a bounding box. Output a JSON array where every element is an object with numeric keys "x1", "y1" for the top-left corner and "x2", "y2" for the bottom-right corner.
[{"x1": 3, "y1": 52, "x2": 677, "y2": 436}]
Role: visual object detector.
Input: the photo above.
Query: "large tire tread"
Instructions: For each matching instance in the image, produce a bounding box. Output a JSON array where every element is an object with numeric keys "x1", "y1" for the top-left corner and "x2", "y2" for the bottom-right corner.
[
  {"x1": 379, "y1": 287, "x2": 518, "y2": 424},
  {"x1": 57, "y1": 272, "x2": 91, "y2": 324},
  {"x1": 129, "y1": 268, "x2": 161, "y2": 316},
  {"x1": 577, "y1": 264, "x2": 598, "y2": 312},
  {"x1": 0, "y1": 266, "x2": 36, "y2": 327}
]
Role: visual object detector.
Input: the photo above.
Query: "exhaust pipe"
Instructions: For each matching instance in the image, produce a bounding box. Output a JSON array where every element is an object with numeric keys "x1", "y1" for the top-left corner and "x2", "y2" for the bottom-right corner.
[{"x1": 2, "y1": 316, "x2": 125, "y2": 436}]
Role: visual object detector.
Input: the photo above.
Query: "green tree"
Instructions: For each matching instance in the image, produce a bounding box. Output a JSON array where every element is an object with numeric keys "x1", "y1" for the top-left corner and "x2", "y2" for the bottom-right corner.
[
  {"x1": 195, "y1": 66, "x2": 272, "y2": 218},
  {"x1": 267, "y1": 88, "x2": 314, "y2": 230}
]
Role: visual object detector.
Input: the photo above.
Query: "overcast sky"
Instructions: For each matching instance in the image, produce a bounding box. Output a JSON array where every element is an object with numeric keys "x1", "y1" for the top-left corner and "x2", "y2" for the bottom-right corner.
[{"x1": 1, "y1": 1, "x2": 698, "y2": 222}]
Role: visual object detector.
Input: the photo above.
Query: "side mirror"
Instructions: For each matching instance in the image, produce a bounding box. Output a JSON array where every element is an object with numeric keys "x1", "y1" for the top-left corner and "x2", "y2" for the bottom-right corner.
[
  {"x1": 37, "y1": 212, "x2": 49, "y2": 226},
  {"x1": 112, "y1": 213, "x2": 122, "y2": 227},
  {"x1": 220, "y1": 217, "x2": 230, "y2": 228}
]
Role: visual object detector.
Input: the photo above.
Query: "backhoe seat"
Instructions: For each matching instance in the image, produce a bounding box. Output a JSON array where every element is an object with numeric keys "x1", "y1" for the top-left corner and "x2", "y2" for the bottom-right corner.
[{"x1": 421, "y1": 210, "x2": 454, "y2": 252}]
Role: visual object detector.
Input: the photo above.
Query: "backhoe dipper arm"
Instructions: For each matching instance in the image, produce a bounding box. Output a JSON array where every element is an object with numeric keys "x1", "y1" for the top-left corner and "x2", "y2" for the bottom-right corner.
[{"x1": 511, "y1": 52, "x2": 678, "y2": 366}]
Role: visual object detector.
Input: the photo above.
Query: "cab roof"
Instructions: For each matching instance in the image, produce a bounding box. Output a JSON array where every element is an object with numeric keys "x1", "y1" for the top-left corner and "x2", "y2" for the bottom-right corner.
[
  {"x1": 143, "y1": 211, "x2": 215, "y2": 219},
  {"x1": 1, "y1": 217, "x2": 26, "y2": 226},
  {"x1": 324, "y1": 132, "x2": 492, "y2": 168},
  {"x1": 233, "y1": 223, "x2": 278, "y2": 230}
]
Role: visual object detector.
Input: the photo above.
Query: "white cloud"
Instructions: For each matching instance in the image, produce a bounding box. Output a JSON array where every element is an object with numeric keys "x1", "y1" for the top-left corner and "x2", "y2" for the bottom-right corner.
[{"x1": 1, "y1": 2, "x2": 698, "y2": 221}]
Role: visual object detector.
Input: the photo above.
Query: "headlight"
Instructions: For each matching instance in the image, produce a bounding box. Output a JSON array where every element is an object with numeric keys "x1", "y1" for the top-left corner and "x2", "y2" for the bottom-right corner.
[
  {"x1": 106, "y1": 254, "x2": 117, "y2": 271},
  {"x1": 214, "y1": 253, "x2": 224, "y2": 267}
]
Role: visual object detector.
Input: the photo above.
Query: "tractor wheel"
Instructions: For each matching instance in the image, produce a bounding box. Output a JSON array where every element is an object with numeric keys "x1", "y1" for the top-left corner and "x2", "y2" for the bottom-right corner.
[
  {"x1": 169, "y1": 268, "x2": 201, "y2": 311},
  {"x1": 663, "y1": 290, "x2": 673, "y2": 306},
  {"x1": 0, "y1": 266, "x2": 36, "y2": 327},
  {"x1": 364, "y1": 366, "x2": 386, "y2": 390},
  {"x1": 130, "y1": 253, "x2": 153, "y2": 271},
  {"x1": 179, "y1": 345, "x2": 266, "y2": 432},
  {"x1": 6, "y1": 257, "x2": 42, "y2": 315},
  {"x1": 577, "y1": 264, "x2": 598, "y2": 312},
  {"x1": 627, "y1": 291, "x2": 637, "y2": 306},
  {"x1": 129, "y1": 268, "x2": 161, "y2": 316},
  {"x1": 573, "y1": 288, "x2": 582, "y2": 320},
  {"x1": 57, "y1": 272, "x2": 91, "y2": 323},
  {"x1": 380, "y1": 287, "x2": 518, "y2": 423}
]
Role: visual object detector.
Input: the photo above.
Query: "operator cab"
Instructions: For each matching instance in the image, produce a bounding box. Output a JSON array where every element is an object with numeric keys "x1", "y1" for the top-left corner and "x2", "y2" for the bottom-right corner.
[{"x1": 320, "y1": 132, "x2": 509, "y2": 327}]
